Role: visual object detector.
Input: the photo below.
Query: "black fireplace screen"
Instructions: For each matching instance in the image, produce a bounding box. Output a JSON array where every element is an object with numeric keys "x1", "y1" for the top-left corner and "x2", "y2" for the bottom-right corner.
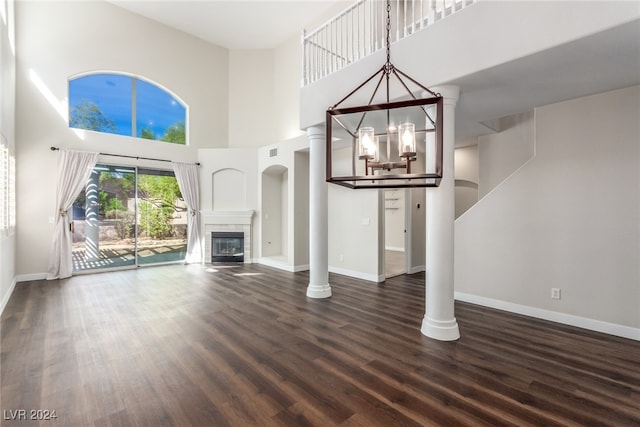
[{"x1": 211, "y1": 232, "x2": 244, "y2": 263}]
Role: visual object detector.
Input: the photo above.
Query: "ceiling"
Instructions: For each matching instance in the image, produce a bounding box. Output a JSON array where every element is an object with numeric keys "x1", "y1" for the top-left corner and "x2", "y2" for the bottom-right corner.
[{"x1": 107, "y1": 0, "x2": 350, "y2": 49}]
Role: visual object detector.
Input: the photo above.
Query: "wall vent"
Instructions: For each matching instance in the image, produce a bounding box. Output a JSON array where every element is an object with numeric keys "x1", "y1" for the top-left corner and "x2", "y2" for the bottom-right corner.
[{"x1": 269, "y1": 148, "x2": 278, "y2": 158}]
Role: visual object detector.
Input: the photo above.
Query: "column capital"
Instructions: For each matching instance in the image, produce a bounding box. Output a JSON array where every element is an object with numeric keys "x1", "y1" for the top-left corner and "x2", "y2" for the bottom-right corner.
[
  {"x1": 426, "y1": 85, "x2": 460, "y2": 106},
  {"x1": 306, "y1": 124, "x2": 325, "y2": 139}
]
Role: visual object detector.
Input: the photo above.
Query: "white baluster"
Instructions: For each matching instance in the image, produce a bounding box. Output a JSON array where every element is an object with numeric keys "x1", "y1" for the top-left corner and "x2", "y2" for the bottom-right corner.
[
  {"x1": 351, "y1": 9, "x2": 355, "y2": 63},
  {"x1": 302, "y1": 31, "x2": 306, "y2": 86},
  {"x1": 357, "y1": 2, "x2": 361, "y2": 59},
  {"x1": 396, "y1": 0, "x2": 400, "y2": 41},
  {"x1": 330, "y1": 20, "x2": 334, "y2": 75},
  {"x1": 412, "y1": 0, "x2": 416, "y2": 34}
]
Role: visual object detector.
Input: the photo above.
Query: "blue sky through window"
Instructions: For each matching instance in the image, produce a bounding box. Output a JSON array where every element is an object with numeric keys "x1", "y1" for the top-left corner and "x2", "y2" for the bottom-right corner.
[
  {"x1": 69, "y1": 74, "x2": 132, "y2": 136},
  {"x1": 136, "y1": 79, "x2": 185, "y2": 139},
  {"x1": 69, "y1": 73, "x2": 186, "y2": 144}
]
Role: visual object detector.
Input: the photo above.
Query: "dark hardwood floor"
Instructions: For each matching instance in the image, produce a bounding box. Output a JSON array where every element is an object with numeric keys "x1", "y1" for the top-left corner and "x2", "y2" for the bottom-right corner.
[{"x1": 1, "y1": 264, "x2": 639, "y2": 426}]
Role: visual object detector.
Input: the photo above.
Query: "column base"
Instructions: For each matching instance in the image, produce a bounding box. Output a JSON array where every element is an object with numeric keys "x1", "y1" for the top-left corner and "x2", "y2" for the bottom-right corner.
[
  {"x1": 420, "y1": 316, "x2": 460, "y2": 341},
  {"x1": 306, "y1": 283, "x2": 332, "y2": 299}
]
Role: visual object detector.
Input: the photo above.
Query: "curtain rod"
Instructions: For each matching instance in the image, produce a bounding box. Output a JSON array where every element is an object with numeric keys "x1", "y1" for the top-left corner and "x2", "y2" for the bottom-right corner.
[{"x1": 50, "y1": 147, "x2": 200, "y2": 166}]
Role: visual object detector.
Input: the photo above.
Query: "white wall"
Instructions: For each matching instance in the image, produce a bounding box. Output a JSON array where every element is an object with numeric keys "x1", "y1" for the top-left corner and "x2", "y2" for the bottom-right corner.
[
  {"x1": 455, "y1": 86, "x2": 640, "y2": 337},
  {"x1": 15, "y1": 0, "x2": 229, "y2": 277},
  {"x1": 455, "y1": 144, "x2": 479, "y2": 218},
  {"x1": 293, "y1": 151, "x2": 309, "y2": 268},
  {"x1": 407, "y1": 188, "x2": 426, "y2": 273},
  {"x1": 328, "y1": 184, "x2": 382, "y2": 282},
  {"x1": 274, "y1": 35, "x2": 306, "y2": 141},
  {"x1": 228, "y1": 0, "x2": 350, "y2": 146},
  {"x1": 0, "y1": 0, "x2": 16, "y2": 311},
  {"x1": 258, "y1": 136, "x2": 309, "y2": 270},
  {"x1": 199, "y1": 148, "x2": 259, "y2": 263},
  {"x1": 478, "y1": 111, "x2": 534, "y2": 198},
  {"x1": 261, "y1": 166, "x2": 286, "y2": 257},
  {"x1": 212, "y1": 168, "x2": 247, "y2": 211},
  {"x1": 228, "y1": 49, "x2": 276, "y2": 148}
]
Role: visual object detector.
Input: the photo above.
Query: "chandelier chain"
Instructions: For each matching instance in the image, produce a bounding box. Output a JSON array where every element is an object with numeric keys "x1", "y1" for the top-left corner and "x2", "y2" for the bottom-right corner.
[{"x1": 385, "y1": 0, "x2": 393, "y2": 75}]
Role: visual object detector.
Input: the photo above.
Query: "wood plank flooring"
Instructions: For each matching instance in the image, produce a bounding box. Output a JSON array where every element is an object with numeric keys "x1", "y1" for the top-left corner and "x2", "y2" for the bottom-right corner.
[{"x1": 1, "y1": 264, "x2": 639, "y2": 426}]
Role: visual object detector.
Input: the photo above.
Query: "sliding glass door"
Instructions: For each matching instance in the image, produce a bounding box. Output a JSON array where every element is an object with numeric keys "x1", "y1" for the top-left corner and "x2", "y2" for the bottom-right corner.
[
  {"x1": 136, "y1": 168, "x2": 187, "y2": 265},
  {"x1": 71, "y1": 164, "x2": 187, "y2": 272}
]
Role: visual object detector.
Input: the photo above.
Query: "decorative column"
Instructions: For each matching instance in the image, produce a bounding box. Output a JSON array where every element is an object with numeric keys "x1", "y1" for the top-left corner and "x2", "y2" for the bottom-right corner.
[
  {"x1": 307, "y1": 125, "x2": 332, "y2": 298},
  {"x1": 421, "y1": 85, "x2": 460, "y2": 341}
]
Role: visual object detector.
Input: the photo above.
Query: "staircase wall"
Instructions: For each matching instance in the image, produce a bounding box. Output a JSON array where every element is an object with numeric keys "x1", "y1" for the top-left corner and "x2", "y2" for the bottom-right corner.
[{"x1": 454, "y1": 86, "x2": 640, "y2": 338}]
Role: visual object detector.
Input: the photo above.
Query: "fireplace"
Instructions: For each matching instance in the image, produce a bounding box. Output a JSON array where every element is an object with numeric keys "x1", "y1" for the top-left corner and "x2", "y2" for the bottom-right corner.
[{"x1": 211, "y1": 232, "x2": 245, "y2": 263}]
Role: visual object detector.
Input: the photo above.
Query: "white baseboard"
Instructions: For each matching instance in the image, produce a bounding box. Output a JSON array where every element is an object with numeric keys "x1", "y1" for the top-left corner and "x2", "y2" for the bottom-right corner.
[
  {"x1": 0, "y1": 277, "x2": 17, "y2": 316},
  {"x1": 329, "y1": 266, "x2": 384, "y2": 283},
  {"x1": 16, "y1": 273, "x2": 47, "y2": 282},
  {"x1": 258, "y1": 258, "x2": 300, "y2": 272},
  {"x1": 292, "y1": 264, "x2": 309, "y2": 272},
  {"x1": 455, "y1": 292, "x2": 640, "y2": 341},
  {"x1": 408, "y1": 265, "x2": 425, "y2": 274}
]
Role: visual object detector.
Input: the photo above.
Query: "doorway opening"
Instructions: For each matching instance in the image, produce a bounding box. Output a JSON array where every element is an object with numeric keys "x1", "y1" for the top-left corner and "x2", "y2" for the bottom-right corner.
[
  {"x1": 261, "y1": 165, "x2": 289, "y2": 264},
  {"x1": 384, "y1": 189, "x2": 407, "y2": 278},
  {"x1": 71, "y1": 164, "x2": 187, "y2": 272}
]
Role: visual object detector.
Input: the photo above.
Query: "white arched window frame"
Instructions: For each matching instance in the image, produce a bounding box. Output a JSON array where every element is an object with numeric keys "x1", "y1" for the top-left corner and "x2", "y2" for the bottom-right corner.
[{"x1": 68, "y1": 72, "x2": 189, "y2": 145}]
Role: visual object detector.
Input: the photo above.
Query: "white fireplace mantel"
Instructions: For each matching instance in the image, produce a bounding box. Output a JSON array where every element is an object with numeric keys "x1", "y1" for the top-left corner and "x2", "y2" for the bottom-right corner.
[{"x1": 202, "y1": 210, "x2": 255, "y2": 225}]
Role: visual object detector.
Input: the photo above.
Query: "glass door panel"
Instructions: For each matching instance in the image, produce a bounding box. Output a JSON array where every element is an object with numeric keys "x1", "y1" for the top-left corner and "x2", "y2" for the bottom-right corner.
[
  {"x1": 136, "y1": 168, "x2": 187, "y2": 265},
  {"x1": 72, "y1": 165, "x2": 136, "y2": 271}
]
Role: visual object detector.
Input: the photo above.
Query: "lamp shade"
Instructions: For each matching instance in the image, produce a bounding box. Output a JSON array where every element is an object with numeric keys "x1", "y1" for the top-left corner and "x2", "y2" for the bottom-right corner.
[
  {"x1": 398, "y1": 123, "x2": 416, "y2": 157},
  {"x1": 358, "y1": 127, "x2": 378, "y2": 161}
]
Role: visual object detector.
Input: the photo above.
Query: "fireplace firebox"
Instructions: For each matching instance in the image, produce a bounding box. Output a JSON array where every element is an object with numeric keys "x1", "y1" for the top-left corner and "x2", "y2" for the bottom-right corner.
[{"x1": 211, "y1": 232, "x2": 245, "y2": 263}]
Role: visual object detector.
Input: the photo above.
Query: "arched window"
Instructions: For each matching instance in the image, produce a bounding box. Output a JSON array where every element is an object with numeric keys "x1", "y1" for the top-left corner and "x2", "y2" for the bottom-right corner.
[{"x1": 68, "y1": 73, "x2": 187, "y2": 145}]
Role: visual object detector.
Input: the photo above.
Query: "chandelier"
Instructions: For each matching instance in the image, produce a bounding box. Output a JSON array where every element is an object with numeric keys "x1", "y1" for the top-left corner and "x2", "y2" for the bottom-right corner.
[{"x1": 326, "y1": 0, "x2": 443, "y2": 189}]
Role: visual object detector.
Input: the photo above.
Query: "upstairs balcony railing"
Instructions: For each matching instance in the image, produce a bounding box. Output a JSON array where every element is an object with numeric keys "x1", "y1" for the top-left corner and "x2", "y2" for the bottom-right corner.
[{"x1": 302, "y1": 0, "x2": 476, "y2": 86}]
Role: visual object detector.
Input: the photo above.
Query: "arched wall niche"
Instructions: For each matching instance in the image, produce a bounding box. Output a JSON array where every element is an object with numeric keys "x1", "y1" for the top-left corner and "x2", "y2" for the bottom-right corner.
[{"x1": 212, "y1": 168, "x2": 246, "y2": 211}]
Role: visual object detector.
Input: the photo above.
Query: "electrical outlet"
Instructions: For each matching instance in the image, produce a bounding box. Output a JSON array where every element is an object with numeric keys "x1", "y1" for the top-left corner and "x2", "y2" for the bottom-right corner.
[{"x1": 551, "y1": 288, "x2": 561, "y2": 300}]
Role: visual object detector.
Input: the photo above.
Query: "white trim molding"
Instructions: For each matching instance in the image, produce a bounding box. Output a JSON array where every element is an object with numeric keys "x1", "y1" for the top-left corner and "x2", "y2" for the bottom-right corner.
[
  {"x1": 16, "y1": 273, "x2": 47, "y2": 282},
  {"x1": 329, "y1": 266, "x2": 385, "y2": 283},
  {"x1": 455, "y1": 292, "x2": 640, "y2": 341},
  {"x1": 0, "y1": 277, "x2": 17, "y2": 316},
  {"x1": 408, "y1": 265, "x2": 425, "y2": 274},
  {"x1": 258, "y1": 258, "x2": 309, "y2": 273},
  {"x1": 202, "y1": 210, "x2": 254, "y2": 225}
]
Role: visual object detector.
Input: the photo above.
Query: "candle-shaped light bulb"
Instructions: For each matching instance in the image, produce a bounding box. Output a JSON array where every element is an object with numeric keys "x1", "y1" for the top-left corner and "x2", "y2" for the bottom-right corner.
[
  {"x1": 398, "y1": 123, "x2": 415, "y2": 156},
  {"x1": 362, "y1": 134, "x2": 373, "y2": 153},
  {"x1": 402, "y1": 129, "x2": 413, "y2": 152},
  {"x1": 359, "y1": 127, "x2": 377, "y2": 160}
]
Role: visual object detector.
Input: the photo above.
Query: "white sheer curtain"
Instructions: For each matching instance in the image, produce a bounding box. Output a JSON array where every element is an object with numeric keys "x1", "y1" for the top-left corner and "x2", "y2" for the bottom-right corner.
[
  {"x1": 47, "y1": 149, "x2": 99, "y2": 280},
  {"x1": 172, "y1": 161, "x2": 202, "y2": 264}
]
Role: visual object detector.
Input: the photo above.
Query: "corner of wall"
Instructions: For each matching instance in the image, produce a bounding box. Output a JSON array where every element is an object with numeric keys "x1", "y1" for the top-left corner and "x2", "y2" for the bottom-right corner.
[{"x1": 0, "y1": 276, "x2": 17, "y2": 316}]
